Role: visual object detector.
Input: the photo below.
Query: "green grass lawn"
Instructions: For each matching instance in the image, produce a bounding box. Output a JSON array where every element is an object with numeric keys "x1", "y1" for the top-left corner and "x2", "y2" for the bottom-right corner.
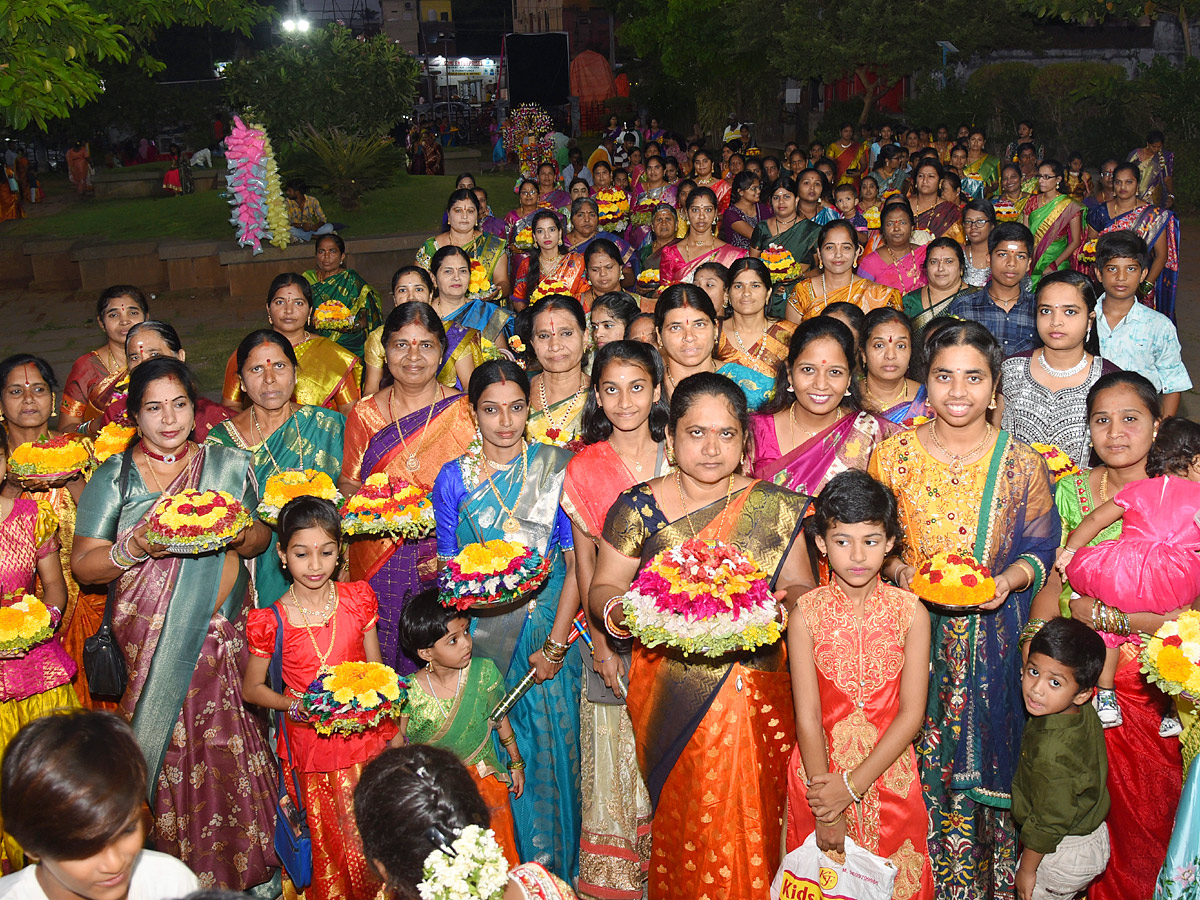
[{"x1": 4, "y1": 172, "x2": 519, "y2": 242}]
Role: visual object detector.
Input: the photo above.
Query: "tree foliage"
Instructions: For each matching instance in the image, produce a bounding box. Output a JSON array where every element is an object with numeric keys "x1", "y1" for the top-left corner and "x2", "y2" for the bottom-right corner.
[
  {"x1": 1014, "y1": 0, "x2": 1200, "y2": 56},
  {"x1": 1, "y1": 0, "x2": 268, "y2": 130},
  {"x1": 222, "y1": 25, "x2": 419, "y2": 139}
]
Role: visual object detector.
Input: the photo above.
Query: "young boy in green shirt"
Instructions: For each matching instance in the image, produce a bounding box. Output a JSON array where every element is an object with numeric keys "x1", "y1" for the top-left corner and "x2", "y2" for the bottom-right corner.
[{"x1": 1014, "y1": 617, "x2": 1111, "y2": 900}]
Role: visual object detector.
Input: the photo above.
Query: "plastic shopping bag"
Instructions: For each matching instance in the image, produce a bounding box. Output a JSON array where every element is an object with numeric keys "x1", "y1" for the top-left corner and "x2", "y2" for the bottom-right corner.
[{"x1": 772, "y1": 833, "x2": 897, "y2": 900}]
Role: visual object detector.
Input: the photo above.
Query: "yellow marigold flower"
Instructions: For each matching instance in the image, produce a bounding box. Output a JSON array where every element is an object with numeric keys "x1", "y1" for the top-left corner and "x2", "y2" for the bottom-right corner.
[{"x1": 1158, "y1": 645, "x2": 1195, "y2": 685}]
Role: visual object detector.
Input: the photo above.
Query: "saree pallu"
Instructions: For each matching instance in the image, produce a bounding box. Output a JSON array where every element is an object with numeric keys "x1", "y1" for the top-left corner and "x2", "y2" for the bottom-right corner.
[
  {"x1": 223, "y1": 336, "x2": 361, "y2": 412},
  {"x1": 694, "y1": 177, "x2": 731, "y2": 213},
  {"x1": 403, "y1": 657, "x2": 519, "y2": 869},
  {"x1": 902, "y1": 286, "x2": 971, "y2": 339},
  {"x1": 511, "y1": 253, "x2": 588, "y2": 306},
  {"x1": 879, "y1": 386, "x2": 933, "y2": 426},
  {"x1": 858, "y1": 246, "x2": 929, "y2": 293},
  {"x1": 626, "y1": 184, "x2": 677, "y2": 247},
  {"x1": 443, "y1": 297, "x2": 512, "y2": 348},
  {"x1": 417, "y1": 232, "x2": 508, "y2": 285},
  {"x1": 751, "y1": 410, "x2": 898, "y2": 497},
  {"x1": 438, "y1": 442, "x2": 583, "y2": 882},
  {"x1": 752, "y1": 217, "x2": 826, "y2": 318},
  {"x1": 790, "y1": 276, "x2": 902, "y2": 321},
  {"x1": 1085, "y1": 202, "x2": 1180, "y2": 320},
  {"x1": 345, "y1": 394, "x2": 475, "y2": 672},
  {"x1": 61, "y1": 352, "x2": 124, "y2": 422},
  {"x1": 962, "y1": 155, "x2": 999, "y2": 198},
  {"x1": 74, "y1": 445, "x2": 278, "y2": 890},
  {"x1": 827, "y1": 142, "x2": 868, "y2": 184},
  {"x1": 1024, "y1": 193, "x2": 1080, "y2": 287},
  {"x1": 1054, "y1": 475, "x2": 1182, "y2": 900},
  {"x1": 304, "y1": 268, "x2": 384, "y2": 360},
  {"x1": 604, "y1": 481, "x2": 808, "y2": 900},
  {"x1": 786, "y1": 583, "x2": 934, "y2": 900},
  {"x1": 715, "y1": 320, "x2": 797, "y2": 410},
  {"x1": 658, "y1": 242, "x2": 746, "y2": 288},
  {"x1": 1131, "y1": 148, "x2": 1174, "y2": 206},
  {"x1": 869, "y1": 432, "x2": 1059, "y2": 900},
  {"x1": 205, "y1": 405, "x2": 345, "y2": 608},
  {"x1": 915, "y1": 201, "x2": 965, "y2": 243}
]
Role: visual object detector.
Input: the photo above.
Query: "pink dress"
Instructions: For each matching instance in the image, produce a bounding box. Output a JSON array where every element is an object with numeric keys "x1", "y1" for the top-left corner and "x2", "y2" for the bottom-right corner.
[{"x1": 1066, "y1": 475, "x2": 1200, "y2": 646}]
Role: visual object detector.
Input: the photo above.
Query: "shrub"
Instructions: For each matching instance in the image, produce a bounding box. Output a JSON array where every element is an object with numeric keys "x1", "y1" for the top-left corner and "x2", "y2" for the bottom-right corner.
[{"x1": 286, "y1": 125, "x2": 402, "y2": 210}]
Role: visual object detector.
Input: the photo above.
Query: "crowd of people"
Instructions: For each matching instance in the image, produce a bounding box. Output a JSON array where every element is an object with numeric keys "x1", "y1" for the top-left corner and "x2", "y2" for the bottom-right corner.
[{"x1": 0, "y1": 116, "x2": 1193, "y2": 900}]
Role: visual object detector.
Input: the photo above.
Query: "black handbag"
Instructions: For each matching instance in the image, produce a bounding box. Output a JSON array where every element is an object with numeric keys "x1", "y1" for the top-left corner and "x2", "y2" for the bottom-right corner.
[
  {"x1": 270, "y1": 607, "x2": 313, "y2": 890},
  {"x1": 82, "y1": 448, "x2": 134, "y2": 700}
]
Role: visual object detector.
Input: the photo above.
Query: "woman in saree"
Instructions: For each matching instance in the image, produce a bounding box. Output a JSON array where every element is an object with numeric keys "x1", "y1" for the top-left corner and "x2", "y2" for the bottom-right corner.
[
  {"x1": 751, "y1": 174, "x2": 838, "y2": 317},
  {"x1": 505, "y1": 179, "x2": 542, "y2": 266},
  {"x1": 961, "y1": 200, "x2": 995, "y2": 288},
  {"x1": 417, "y1": 188, "x2": 511, "y2": 300},
  {"x1": 627, "y1": 155, "x2": 677, "y2": 248},
  {"x1": 910, "y1": 159, "x2": 965, "y2": 243},
  {"x1": 962, "y1": 129, "x2": 1000, "y2": 199},
  {"x1": 688, "y1": 149, "x2": 731, "y2": 213},
  {"x1": 424, "y1": 245, "x2": 506, "y2": 390},
  {"x1": 901, "y1": 237, "x2": 971, "y2": 339},
  {"x1": 0, "y1": 354, "x2": 106, "y2": 710},
  {"x1": 869, "y1": 321, "x2": 1059, "y2": 900},
  {"x1": 340, "y1": 303, "x2": 476, "y2": 673},
  {"x1": 637, "y1": 204, "x2": 680, "y2": 273},
  {"x1": 563, "y1": 341, "x2": 668, "y2": 900},
  {"x1": 222, "y1": 273, "x2": 361, "y2": 417},
  {"x1": 535, "y1": 161, "x2": 571, "y2": 219},
  {"x1": 858, "y1": 202, "x2": 929, "y2": 294},
  {"x1": 1020, "y1": 160, "x2": 1082, "y2": 288},
  {"x1": 588, "y1": 372, "x2": 815, "y2": 900},
  {"x1": 510, "y1": 210, "x2": 588, "y2": 311},
  {"x1": 577, "y1": 240, "x2": 629, "y2": 312},
  {"x1": 564, "y1": 198, "x2": 636, "y2": 284},
  {"x1": 826, "y1": 122, "x2": 868, "y2": 186},
  {"x1": 719, "y1": 171, "x2": 768, "y2": 251},
  {"x1": 659, "y1": 187, "x2": 746, "y2": 286},
  {"x1": 60, "y1": 285, "x2": 148, "y2": 436},
  {"x1": 1086, "y1": 161, "x2": 1180, "y2": 320},
  {"x1": 1129, "y1": 130, "x2": 1175, "y2": 208},
  {"x1": 859, "y1": 308, "x2": 933, "y2": 425},
  {"x1": 523, "y1": 296, "x2": 590, "y2": 448},
  {"x1": 788, "y1": 220, "x2": 902, "y2": 323},
  {"x1": 71, "y1": 358, "x2": 278, "y2": 891},
  {"x1": 871, "y1": 145, "x2": 910, "y2": 197},
  {"x1": 715, "y1": 257, "x2": 796, "y2": 410},
  {"x1": 1025, "y1": 372, "x2": 1182, "y2": 900},
  {"x1": 303, "y1": 232, "x2": 384, "y2": 360},
  {"x1": 432, "y1": 360, "x2": 584, "y2": 883},
  {"x1": 364, "y1": 266, "x2": 435, "y2": 396},
  {"x1": 751, "y1": 317, "x2": 897, "y2": 498},
  {"x1": 206, "y1": 330, "x2": 345, "y2": 610},
  {"x1": 654, "y1": 284, "x2": 719, "y2": 403},
  {"x1": 997, "y1": 163, "x2": 1031, "y2": 217},
  {"x1": 98, "y1": 321, "x2": 232, "y2": 441}
]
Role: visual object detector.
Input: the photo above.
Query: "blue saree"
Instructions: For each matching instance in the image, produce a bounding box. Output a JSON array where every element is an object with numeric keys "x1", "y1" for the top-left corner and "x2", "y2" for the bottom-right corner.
[{"x1": 431, "y1": 441, "x2": 583, "y2": 883}]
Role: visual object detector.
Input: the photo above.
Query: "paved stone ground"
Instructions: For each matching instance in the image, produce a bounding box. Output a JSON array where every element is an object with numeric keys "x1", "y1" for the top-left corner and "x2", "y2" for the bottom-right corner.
[{"x1": 1, "y1": 224, "x2": 1198, "y2": 414}]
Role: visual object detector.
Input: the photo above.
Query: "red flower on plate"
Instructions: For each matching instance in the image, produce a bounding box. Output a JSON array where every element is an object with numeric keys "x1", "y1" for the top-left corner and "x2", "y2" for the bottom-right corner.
[{"x1": 1165, "y1": 635, "x2": 1184, "y2": 648}]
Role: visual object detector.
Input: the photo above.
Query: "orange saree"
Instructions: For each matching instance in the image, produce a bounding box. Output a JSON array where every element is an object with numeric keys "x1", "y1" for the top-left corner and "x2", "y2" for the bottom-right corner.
[{"x1": 602, "y1": 480, "x2": 808, "y2": 900}]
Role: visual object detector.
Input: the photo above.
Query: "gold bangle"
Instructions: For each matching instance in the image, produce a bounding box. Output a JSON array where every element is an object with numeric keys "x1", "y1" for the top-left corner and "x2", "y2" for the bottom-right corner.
[
  {"x1": 818, "y1": 812, "x2": 844, "y2": 826},
  {"x1": 507, "y1": 758, "x2": 526, "y2": 771},
  {"x1": 499, "y1": 733, "x2": 517, "y2": 748}
]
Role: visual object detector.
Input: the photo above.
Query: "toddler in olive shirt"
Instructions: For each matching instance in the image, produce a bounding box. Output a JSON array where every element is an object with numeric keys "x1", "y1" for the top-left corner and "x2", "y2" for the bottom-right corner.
[{"x1": 1013, "y1": 617, "x2": 1111, "y2": 900}]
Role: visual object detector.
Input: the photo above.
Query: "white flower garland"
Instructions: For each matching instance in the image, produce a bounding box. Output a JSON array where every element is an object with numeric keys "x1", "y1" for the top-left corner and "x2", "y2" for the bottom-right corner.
[{"x1": 418, "y1": 825, "x2": 508, "y2": 900}]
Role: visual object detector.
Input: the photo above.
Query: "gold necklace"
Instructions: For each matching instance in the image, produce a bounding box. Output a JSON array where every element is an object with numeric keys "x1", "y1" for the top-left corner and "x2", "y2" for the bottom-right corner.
[
  {"x1": 389, "y1": 384, "x2": 440, "y2": 473},
  {"x1": 289, "y1": 584, "x2": 339, "y2": 674},
  {"x1": 100, "y1": 345, "x2": 120, "y2": 374},
  {"x1": 1098, "y1": 469, "x2": 1109, "y2": 504},
  {"x1": 538, "y1": 374, "x2": 587, "y2": 437},
  {"x1": 927, "y1": 419, "x2": 993, "y2": 476},
  {"x1": 674, "y1": 470, "x2": 735, "y2": 539},
  {"x1": 424, "y1": 664, "x2": 464, "y2": 722},
  {"x1": 863, "y1": 376, "x2": 908, "y2": 410},
  {"x1": 484, "y1": 441, "x2": 528, "y2": 534},
  {"x1": 609, "y1": 439, "x2": 655, "y2": 475},
  {"x1": 141, "y1": 444, "x2": 192, "y2": 493},
  {"x1": 731, "y1": 319, "x2": 769, "y2": 362},
  {"x1": 251, "y1": 406, "x2": 303, "y2": 475}
]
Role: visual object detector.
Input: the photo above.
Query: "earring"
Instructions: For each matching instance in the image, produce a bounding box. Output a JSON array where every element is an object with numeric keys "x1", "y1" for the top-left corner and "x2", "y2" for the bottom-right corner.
[
  {"x1": 988, "y1": 395, "x2": 997, "y2": 410},
  {"x1": 666, "y1": 447, "x2": 677, "y2": 467},
  {"x1": 1085, "y1": 324, "x2": 1093, "y2": 343}
]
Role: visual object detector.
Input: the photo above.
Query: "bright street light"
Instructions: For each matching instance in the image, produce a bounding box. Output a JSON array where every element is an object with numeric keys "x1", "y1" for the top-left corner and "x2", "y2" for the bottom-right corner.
[{"x1": 282, "y1": 17, "x2": 310, "y2": 33}]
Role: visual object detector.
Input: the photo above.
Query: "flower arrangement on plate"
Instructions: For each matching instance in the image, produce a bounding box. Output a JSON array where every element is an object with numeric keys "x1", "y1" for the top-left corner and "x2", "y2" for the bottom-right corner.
[
  {"x1": 1077, "y1": 238, "x2": 1098, "y2": 268},
  {"x1": 621, "y1": 538, "x2": 783, "y2": 658},
  {"x1": 760, "y1": 244, "x2": 802, "y2": 283},
  {"x1": 467, "y1": 259, "x2": 494, "y2": 301},
  {"x1": 910, "y1": 228, "x2": 936, "y2": 246},
  {"x1": 300, "y1": 661, "x2": 406, "y2": 736},
  {"x1": 313, "y1": 300, "x2": 356, "y2": 332},
  {"x1": 864, "y1": 207, "x2": 882, "y2": 230},
  {"x1": 93, "y1": 422, "x2": 137, "y2": 463},
  {"x1": 636, "y1": 268, "x2": 661, "y2": 297},
  {"x1": 595, "y1": 188, "x2": 630, "y2": 233},
  {"x1": 1141, "y1": 610, "x2": 1200, "y2": 702},
  {"x1": 529, "y1": 278, "x2": 573, "y2": 305},
  {"x1": 0, "y1": 592, "x2": 55, "y2": 656},
  {"x1": 993, "y1": 199, "x2": 1019, "y2": 222},
  {"x1": 418, "y1": 824, "x2": 508, "y2": 900},
  {"x1": 9, "y1": 434, "x2": 93, "y2": 481},
  {"x1": 145, "y1": 489, "x2": 252, "y2": 554},
  {"x1": 629, "y1": 194, "x2": 657, "y2": 229},
  {"x1": 903, "y1": 414, "x2": 932, "y2": 428},
  {"x1": 439, "y1": 539, "x2": 552, "y2": 610},
  {"x1": 513, "y1": 226, "x2": 535, "y2": 252},
  {"x1": 501, "y1": 103, "x2": 555, "y2": 179},
  {"x1": 259, "y1": 470, "x2": 342, "y2": 526},
  {"x1": 1030, "y1": 442, "x2": 1080, "y2": 483},
  {"x1": 910, "y1": 551, "x2": 996, "y2": 613},
  {"x1": 342, "y1": 473, "x2": 434, "y2": 538}
]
